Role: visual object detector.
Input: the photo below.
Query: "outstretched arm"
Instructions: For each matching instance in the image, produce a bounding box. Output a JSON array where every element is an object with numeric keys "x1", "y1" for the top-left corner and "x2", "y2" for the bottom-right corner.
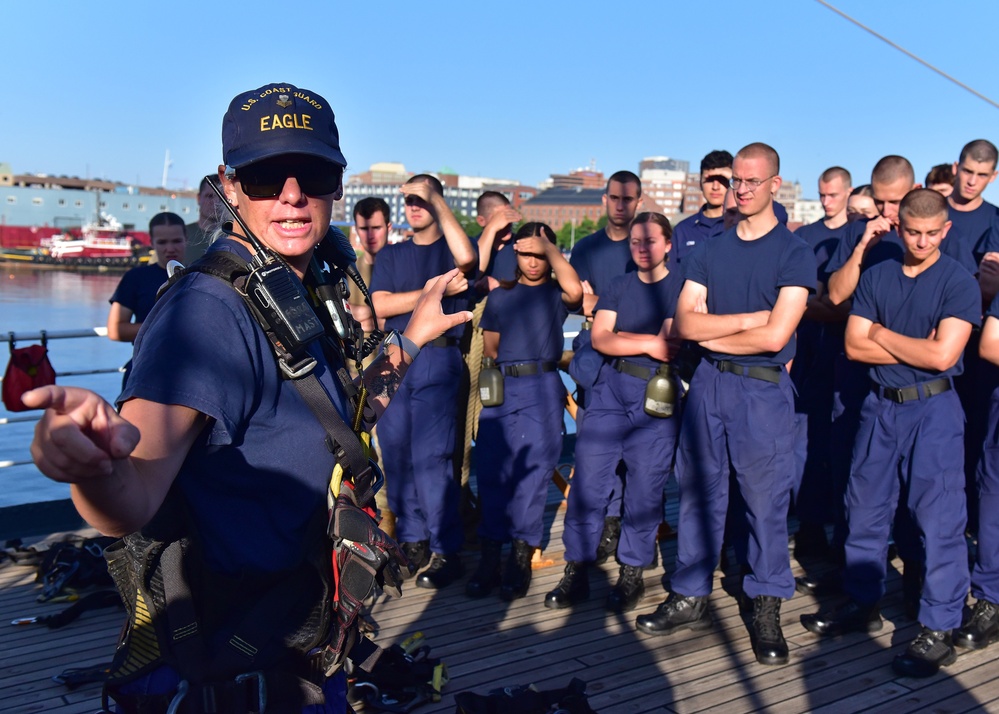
[{"x1": 24, "y1": 387, "x2": 207, "y2": 536}]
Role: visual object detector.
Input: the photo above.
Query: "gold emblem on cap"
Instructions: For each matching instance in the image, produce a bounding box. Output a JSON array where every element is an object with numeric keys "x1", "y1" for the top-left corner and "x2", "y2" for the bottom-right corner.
[{"x1": 276, "y1": 94, "x2": 292, "y2": 108}]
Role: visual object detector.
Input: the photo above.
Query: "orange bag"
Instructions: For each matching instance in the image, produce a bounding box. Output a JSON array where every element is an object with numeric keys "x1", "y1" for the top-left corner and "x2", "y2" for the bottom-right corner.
[{"x1": 3, "y1": 337, "x2": 57, "y2": 412}]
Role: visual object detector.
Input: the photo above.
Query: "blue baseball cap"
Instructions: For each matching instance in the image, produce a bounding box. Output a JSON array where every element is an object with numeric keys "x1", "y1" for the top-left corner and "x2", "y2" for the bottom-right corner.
[{"x1": 222, "y1": 83, "x2": 347, "y2": 169}]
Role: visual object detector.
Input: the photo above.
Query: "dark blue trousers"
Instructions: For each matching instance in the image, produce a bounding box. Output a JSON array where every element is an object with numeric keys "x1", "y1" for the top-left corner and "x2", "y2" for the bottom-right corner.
[
  {"x1": 829, "y1": 352, "x2": 869, "y2": 548},
  {"x1": 475, "y1": 370, "x2": 565, "y2": 547},
  {"x1": 790, "y1": 321, "x2": 838, "y2": 525},
  {"x1": 378, "y1": 345, "x2": 464, "y2": 554},
  {"x1": 672, "y1": 361, "x2": 797, "y2": 599},
  {"x1": 563, "y1": 364, "x2": 679, "y2": 567},
  {"x1": 972, "y1": 380, "x2": 999, "y2": 604},
  {"x1": 843, "y1": 388, "x2": 969, "y2": 631}
]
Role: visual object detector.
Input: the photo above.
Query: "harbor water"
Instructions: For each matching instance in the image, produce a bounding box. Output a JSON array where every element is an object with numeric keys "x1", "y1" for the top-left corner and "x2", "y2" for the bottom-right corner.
[
  {"x1": 1, "y1": 265, "x2": 133, "y2": 507},
  {"x1": 0, "y1": 264, "x2": 582, "y2": 508}
]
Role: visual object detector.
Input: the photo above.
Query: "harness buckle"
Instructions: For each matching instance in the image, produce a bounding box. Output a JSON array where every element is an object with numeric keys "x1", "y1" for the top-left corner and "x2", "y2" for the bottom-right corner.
[
  {"x1": 165, "y1": 680, "x2": 190, "y2": 714},
  {"x1": 235, "y1": 671, "x2": 268, "y2": 714}
]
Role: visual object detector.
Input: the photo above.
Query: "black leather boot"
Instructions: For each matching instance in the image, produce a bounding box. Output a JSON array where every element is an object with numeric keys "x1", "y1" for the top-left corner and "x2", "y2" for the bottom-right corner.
[
  {"x1": 544, "y1": 562, "x2": 590, "y2": 609},
  {"x1": 595, "y1": 517, "x2": 621, "y2": 565},
  {"x1": 400, "y1": 540, "x2": 430, "y2": 580},
  {"x1": 465, "y1": 538, "x2": 502, "y2": 599},
  {"x1": 500, "y1": 539, "x2": 534, "y2": 601},
  {"x1": 605, "y1": 564, "x2": 646, "y2": 613},
  {"x1": 800, "y1": 599, "x2": 883, "y2": 636},
  {"x1": 635, "y1": 592, "x2": 711, "y2": 635},
  {"x1": 954, "y1": 599, "x2": 999, "y2": 650},
  {"x1": 893, "y1": 626, "x2": 957, "y2": 677},
  {"x1": 416, "y1": 552, "x2": 464, "y2": 590},
  {"x1": 751, "y1": 595, "x2": 789, "y2": 665}
]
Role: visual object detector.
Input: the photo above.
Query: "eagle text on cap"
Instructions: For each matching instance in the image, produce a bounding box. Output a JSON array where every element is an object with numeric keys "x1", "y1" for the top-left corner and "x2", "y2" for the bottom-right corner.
[{"x1": 241, "y1": 87, "x2": 325, "y2": 133}]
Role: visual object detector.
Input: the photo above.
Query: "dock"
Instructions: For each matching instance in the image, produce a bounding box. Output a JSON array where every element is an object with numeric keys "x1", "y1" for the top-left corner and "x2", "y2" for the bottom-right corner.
[{"x1": 3, "y1": 486, "x2": 999, "y2": 713}]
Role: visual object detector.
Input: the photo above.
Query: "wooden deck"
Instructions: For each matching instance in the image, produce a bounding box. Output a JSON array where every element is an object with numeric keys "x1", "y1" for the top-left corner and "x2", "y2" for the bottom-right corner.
[{"x1": 4, "y1": 489, "x2": 999, "y2": 714}]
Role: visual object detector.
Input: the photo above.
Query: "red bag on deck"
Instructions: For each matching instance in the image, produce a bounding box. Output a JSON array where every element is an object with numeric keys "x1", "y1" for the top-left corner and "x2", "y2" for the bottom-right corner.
[{"x1": 3, "y1": 343, "x2": 57, "y2": 412}]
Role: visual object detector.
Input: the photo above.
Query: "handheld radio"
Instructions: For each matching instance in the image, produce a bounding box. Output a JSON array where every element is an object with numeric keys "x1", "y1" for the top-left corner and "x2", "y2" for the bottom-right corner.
[{"x1": 207, "y1": 174, "x2": 324, "y2": 378}]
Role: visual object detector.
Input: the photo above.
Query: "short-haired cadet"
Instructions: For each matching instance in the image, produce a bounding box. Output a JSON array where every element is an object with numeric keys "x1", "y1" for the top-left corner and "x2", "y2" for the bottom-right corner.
[
  {"x1": 802, "y1": 189, "x2": 980, "y2": 679},
  {"x1": 926, "y1": 164, "x2": 955, "y2": 197},
  {"x1": 474, "y1": 191, "x2": 522, "y2": 288},
  {"x1": 185, "y1": 177, "x2": 220, "y2": 264},
  {"x1": 370, "y1": 173, "x2": 477, "y2": 589},
  {"x1": 944, "y1": 139, "x2": 998, "y2": 275},
  {"x1": 635, "y1": 143, "x2": 814, "y2": 667},
  {"x1": 672, "y1": 150, "x2": 733, "y2": 264},
  {"x1": 790, "y1": 166, "x2": 854, "y2": 560},
  {"x1": 568, "y1": 170, "x2": 643, "y2": 561},
  {"x1": 823, "y1": 156, "x2": 915, "y2": 566}
]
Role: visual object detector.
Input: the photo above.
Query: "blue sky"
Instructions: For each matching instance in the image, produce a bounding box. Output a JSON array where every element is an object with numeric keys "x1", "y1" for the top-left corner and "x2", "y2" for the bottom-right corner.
[{"x1": 3, "y1": 1, "x2": 998, "y2": 202}]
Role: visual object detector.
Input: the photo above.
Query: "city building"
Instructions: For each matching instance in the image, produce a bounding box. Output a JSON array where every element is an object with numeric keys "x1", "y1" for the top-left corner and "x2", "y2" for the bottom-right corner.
[
  {"x1": 341, "y1": 162, "x2": 535, "y2": 227},
  {"x1": 639, "y1": 160, "x2": 687, "y2": 218}
]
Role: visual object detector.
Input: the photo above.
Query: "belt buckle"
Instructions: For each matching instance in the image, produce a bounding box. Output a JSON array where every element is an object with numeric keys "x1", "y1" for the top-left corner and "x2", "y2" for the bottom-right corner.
[
  {"x1": 235, "y1": 671, "x2": 267, "y2": 714},
  {"x1": 886, "y1": 387, "x2": 904, "y2": 404}
]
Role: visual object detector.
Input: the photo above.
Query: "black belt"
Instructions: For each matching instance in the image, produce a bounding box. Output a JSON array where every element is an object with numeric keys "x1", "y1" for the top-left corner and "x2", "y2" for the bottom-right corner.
[
  {"x1": 613, "y1": 358, "x2": 659, "y2": 380},
  {"x1": 870, "y1": 377, "x2": 952, "y2": 404},
  {"x1": 428, "y1": 336, "x2": 460, "y2": 348},
  {"x1": 705, "y1": 357, "x2": 781, "y2": 384},
  {"x1": 503, "y1": 361, "x2": 558, "y2": 377}
]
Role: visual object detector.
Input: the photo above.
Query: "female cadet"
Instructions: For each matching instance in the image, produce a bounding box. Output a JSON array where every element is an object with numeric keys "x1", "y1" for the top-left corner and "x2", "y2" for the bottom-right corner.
[
  {"x1": 545, "y1": 212, "x2": 684, "y2": 613},
  {"x1": 24, "y1": 82, "x2": 469, "y2": 714},
  {"x1": 106, "y1": 212, "x2": 187, "y2": 386},
  {"x1": 466, "y1": 222, "x2": 582, "y2": 600}
]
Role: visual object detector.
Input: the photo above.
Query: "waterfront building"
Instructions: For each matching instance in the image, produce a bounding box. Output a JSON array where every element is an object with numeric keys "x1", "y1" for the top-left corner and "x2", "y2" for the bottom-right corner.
[{"x1": 0, "y1": 165, "x2": 197, "y2": 246}]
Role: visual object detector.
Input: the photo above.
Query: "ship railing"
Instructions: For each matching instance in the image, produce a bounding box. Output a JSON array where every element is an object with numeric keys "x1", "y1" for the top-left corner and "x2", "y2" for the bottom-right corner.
[
  {"x1": 1, "y1": 327, "x2": 123, "y2": 470},
  {"x1": 1, "y1": 325, "x2": 584, "y2": 473}
]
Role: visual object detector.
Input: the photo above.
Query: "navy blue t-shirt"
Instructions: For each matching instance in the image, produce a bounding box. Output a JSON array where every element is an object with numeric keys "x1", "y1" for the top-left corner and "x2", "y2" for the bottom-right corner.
[
  {"x1": 109, "y1": 263, "x2": 169, "y2": 323},
  {"x1": 684, "y1": 224, "x2": 815, "y2": 367},
  {"x1": 852, "y1": 253, "x2": 981, "y2": 388},
  {"x1": 569, "y1": 228, "x2": 635, "y2": 294},
  {"x1": 825, "y1": 220, "x2": 904, "y2": 276},
  {"x1": 944, "y1": 200, "x2": 998, "y2": 274},
  {"x1": 480, "y1": 281, "x2": 568, "y2": 364},
  {"x1": 370, "y1": 237, "x2": 472, "y2": 337},
  {"x1": 595, "y1": 268, "x2": 685, "y2": 369},
  {"x1": 485, "y1": 241, "x2": 518, "y2": 282},
  {"x1": 119, "y1": 238, "x2": 347, "y2": 575},
  {"x1": 672, "y1": 207, "x2": 725, "y2": 265},
  {"x1": 794, "y1": 219, "x2": 851, "y2": 284}
]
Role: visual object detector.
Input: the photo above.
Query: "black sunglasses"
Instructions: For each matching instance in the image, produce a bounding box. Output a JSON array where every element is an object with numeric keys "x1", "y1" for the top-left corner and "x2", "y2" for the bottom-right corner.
[{"x1": 231, "y1": 159, "x2": 343, "y2": 198}]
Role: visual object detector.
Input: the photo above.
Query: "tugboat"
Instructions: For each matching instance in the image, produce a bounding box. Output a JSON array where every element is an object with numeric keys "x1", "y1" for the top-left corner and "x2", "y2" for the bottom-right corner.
[{"x1": 0, "y1": 214, "x2": 149, "y2": 268}]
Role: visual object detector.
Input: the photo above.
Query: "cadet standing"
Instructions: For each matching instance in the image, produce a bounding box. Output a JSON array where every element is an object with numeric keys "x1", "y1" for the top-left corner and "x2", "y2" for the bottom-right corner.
[{"x1": 635, "y1": 143, "x2": 813, "y2": 667}]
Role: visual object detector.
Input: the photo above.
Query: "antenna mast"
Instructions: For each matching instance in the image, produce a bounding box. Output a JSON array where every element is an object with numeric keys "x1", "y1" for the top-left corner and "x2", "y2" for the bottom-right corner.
[{"x1": 161, "y1": 150, "x2": 173, "y2": 188}]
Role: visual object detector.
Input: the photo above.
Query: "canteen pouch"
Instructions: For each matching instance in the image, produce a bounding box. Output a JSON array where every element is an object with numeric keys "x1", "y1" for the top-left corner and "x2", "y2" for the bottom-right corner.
[{"x1": 3, "y1": 341, "x2": 57, "y2": 412}]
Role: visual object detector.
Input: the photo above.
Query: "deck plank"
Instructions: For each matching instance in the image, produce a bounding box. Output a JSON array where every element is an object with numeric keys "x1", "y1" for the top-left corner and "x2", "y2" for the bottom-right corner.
[{"x1": 4, "y1": 501, "x2": 999, "y2": 714}]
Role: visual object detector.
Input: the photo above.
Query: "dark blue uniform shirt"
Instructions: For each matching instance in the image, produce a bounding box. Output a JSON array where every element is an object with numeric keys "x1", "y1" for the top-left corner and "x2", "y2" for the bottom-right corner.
[
  {"x1": 852, "y1": 253, "x2": 981, "y2": 388},
  {"x1": 109, "y1": 263, "x2": 169, "y2": 322},
  {"x1": 826, "y1": 220, "x2": 904, "y2": 276},
  {"x1": 683, "y1": 224, "x2": 815, "y2": 367},
  {"x1": 569, "y1": 228, "x2": 635, "y2": 295},
  {"x1": 370, "y1": 237, "x2": 473, "y2": 338},
  {"x1": 672, "y1": 207, "x2": 725, "y2": 265},
  {"x1": 945, "y1": 200, "x2": 998, "y2": 274},
  {"x1": 594, "y1": 268, "x2": 685, "y2": 369},
  {"x1": 480, "y1": 281, "x2": 568, "y2": 364},
  {"x1": 795, "y1": 219, "x2": 851, "y2": 284}
]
